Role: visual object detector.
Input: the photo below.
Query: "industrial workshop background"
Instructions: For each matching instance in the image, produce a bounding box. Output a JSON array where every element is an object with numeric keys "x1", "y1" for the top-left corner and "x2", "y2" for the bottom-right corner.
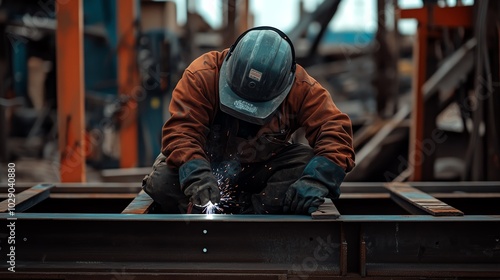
[{"x1": 0, "y1": 0, "x2": 500, "y2": 279}]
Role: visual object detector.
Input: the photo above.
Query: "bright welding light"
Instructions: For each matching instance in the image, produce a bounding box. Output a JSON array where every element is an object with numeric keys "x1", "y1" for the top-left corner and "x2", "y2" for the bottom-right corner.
[
  {"x1": 195, "y1": 201, "x2": 219, "y2": 215},
  {"x1": 204, "y1": 201, "x2": 219, "y2": 214}
]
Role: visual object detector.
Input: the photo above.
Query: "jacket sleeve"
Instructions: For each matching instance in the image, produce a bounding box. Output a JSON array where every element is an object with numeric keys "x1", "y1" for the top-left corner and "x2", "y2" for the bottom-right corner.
[
  {"x1": 161, "y1": 55, "x2": 219, "y2": 169},
  {"x1": 294, "y1": 67, "x2": 355, "y2": 172}
]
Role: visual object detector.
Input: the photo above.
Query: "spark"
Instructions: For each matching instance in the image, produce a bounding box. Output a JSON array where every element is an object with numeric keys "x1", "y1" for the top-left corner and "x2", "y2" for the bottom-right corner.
[{"x1": 210, "y1": 160, "x2": 242, "y2": 214}]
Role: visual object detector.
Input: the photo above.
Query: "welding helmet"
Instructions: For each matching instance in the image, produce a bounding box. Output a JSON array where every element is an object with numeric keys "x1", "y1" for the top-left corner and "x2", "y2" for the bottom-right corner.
[{"x1": 219, "y1": 26, "x2": 296, "y2": 125}]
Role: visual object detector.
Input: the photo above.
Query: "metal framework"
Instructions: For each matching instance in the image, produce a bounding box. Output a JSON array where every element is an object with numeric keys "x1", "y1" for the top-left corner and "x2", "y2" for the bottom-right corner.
[
  {"x1": 400, "y1": 5, "x2": 474, "y2": 181},
  {"x1": 1, "y1": 181, "x2": 499, "y2": 279}
]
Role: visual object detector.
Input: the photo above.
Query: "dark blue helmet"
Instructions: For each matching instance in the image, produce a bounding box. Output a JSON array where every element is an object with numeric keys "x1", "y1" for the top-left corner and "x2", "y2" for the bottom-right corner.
[{"x1": 219, "y1": 26, "x2": 296, "y2": 125}]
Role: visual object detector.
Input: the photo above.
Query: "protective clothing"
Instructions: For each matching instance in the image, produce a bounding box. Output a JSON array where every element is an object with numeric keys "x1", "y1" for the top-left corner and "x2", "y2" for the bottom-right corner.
[
  {"x1": 179, "y1": 159, "x2": 221, "y2": 206},
  {"x1": 283, "y1": 156, "x2": 346, "y2": 214},
  {"x1": 219, "y1": 27, "x2": 295, "y2": 125},
  {"x1": 162, "y1": 50, "x2": 355, "y2": 173}
]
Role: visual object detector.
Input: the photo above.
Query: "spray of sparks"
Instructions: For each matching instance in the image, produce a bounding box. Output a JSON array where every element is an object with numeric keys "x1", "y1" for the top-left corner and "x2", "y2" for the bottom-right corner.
[{"x1": 200, "y1": 160, "x2": 242, "y2": 214}]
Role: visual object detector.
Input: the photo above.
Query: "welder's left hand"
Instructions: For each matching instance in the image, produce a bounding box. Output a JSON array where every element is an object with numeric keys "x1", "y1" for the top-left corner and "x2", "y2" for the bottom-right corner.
[
  {"x1": 179, "y1": 159, "x2": 221, "y2": 207},
  {"x1": 283, "y1": 156, "x2": 346, "y2": 215},
  {"x1": 284, "y1": 181, "x2": 328, "y2": 214}
]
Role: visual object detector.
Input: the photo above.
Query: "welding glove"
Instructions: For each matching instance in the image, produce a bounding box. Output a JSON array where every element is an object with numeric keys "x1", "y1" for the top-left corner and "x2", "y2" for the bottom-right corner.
[
  {"x1": 284, "y1": 156, "x2": 346, "y2": 214},
  {"x1": 179, "y1": 159, "x2": 221, "y2": 207}
]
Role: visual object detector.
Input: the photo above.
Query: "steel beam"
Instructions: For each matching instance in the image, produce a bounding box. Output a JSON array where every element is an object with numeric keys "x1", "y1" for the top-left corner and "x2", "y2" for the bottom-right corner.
[
  {"x1": 56, "y1": 0, "x2": 86, "y2": 182},
  {"x1": 0, "y1": 213, "x2": 342, "y2": 278},
  {"x1": 422, "y1": 38, "x2": 476, "y2": 103},
  {"x1": 121, "y1": 190, "x2": 154, "y2": 214},
  {"x1": 399, "y1": 6, "x2": 473, "y2": 28},
  {"x1": 0, "y1": 213, "x2": 499, "y2": 278},
  {"x1": 362, "y1": 221, "x2": 500, "y2": 277},
  {"x1": 0, "y1": 183, "x2": 54, "y2": 212},
  {"x1": 399, "y1": 4, "x2": 475, "y2": 181},
  {"x1": 0, "y1": 182, "x2": 499, "y2": 278},
  {"x1": 408, "y1": 21, "x2": 428, "y2": 181},
  {"x1": 385, "y1": 182, "x2": 463, "y2": 216}
]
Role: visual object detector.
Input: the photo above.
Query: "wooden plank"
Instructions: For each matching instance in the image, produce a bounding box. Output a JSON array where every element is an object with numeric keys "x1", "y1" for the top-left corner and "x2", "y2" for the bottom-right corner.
[
  {"x1": 121, "y1": 190, "x2": 154, "y2": 214},
  {"x1": 311, "y1": 199, "x2": 341, "y2": 219},
  {"x1": 0, "y1": 183, "x2": 54, "y2": 212},
  {"x1": 385, "y1": 182, "x2": 464, "y2": 216}
]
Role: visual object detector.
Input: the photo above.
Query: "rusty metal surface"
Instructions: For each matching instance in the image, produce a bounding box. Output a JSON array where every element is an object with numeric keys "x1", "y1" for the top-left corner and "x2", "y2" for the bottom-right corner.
[
  {"x1": 56, "y1": 0, "x2": 86, "y2": 182},
  {"x1": 1, "y1": 212, "x2": 499, "y2": 278},
  {"x1": 399, "y1": 5, "x2": 474, "y2": 28},
  {"x1": 385, "y1": 183, "x2": 464, "y2": 216},
  {"x1": 408, "y1": 19, "x2": 428, "y2": 181},
  {"x1": 121, "y1": 190, "x2": 154, "y2": 214},
  {"x1": 312, "y1": 198, "x2": 341, "y2": 219},
  {"x1": 0, "y1": 183, "x2": 53, "y2": 212},
  {"x1": 0, "y1": 213, "x2": 341, "y2": 278},
  {"x1": 0, "y1": 182, "x2": 500, "y2": 279}
]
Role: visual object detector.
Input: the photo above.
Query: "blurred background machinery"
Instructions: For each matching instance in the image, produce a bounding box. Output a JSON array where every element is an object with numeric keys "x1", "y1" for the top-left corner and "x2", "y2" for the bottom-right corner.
[
  {"x1": 0, "y1": 0, "x2": 184, "y2": 181},
  {"x1": 0, "y1": 0, "x2": 499, "y2": 183}
]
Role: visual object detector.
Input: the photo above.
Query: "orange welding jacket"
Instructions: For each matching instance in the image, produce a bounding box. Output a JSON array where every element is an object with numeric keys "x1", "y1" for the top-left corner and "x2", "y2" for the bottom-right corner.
[{"x1": 161, "y1": 49, "x2": 355, "y2": 172}]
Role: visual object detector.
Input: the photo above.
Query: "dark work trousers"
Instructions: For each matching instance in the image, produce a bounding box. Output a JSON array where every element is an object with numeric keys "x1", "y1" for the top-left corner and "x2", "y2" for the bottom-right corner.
[{"x1": 142, "y1": 143, "x2": 314, "y2": 214}]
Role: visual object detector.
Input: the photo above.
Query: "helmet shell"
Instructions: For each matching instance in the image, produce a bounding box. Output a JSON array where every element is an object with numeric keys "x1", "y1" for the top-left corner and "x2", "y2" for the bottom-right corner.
[{"x1": 219, "y1": 27, "x2": 295, "y2": 125}]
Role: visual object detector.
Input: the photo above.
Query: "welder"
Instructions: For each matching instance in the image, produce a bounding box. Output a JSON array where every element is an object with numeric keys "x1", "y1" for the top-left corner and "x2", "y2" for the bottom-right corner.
[{"x1": 142, "y1": 26, "x2": 355, "y2": 215}]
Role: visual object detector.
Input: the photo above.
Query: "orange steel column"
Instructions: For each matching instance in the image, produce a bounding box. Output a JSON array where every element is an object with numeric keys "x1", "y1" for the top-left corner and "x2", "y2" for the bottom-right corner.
[
  {"x1": 117, "y1": 0, "x2": 138, "y2": 168},
  {"x1": 400, "y1": 6, "x2": 473, "y2": 181},
  {"x1": 56, "y1": 0, "x2": 86, "y2": 182}
]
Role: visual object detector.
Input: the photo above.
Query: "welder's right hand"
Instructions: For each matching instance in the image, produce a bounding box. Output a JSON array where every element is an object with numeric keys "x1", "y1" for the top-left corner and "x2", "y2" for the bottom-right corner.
[{"x1": 179, "y1": 159, "x2": 221, "y2": 206}]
